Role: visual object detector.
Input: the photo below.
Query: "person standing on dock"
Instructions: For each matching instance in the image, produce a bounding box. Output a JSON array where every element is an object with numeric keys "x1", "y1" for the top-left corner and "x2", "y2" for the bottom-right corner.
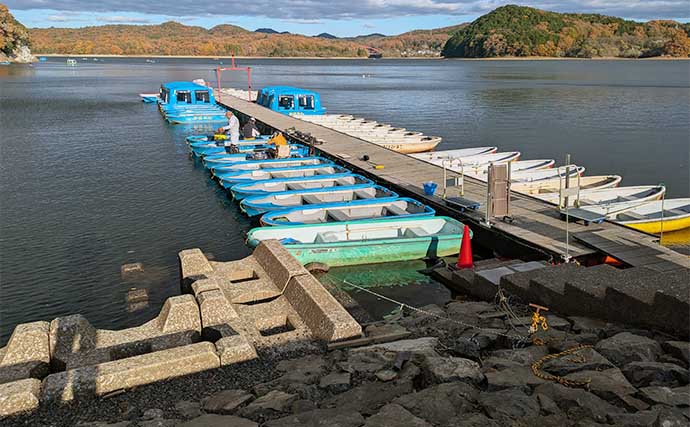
[{"x1": 217, "y1": 111, "x2": 240, "y2": 148}]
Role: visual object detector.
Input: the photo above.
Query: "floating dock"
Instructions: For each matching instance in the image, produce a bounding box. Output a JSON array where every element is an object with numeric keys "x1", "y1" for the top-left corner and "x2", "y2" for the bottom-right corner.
[{"x1": 216, "y1": 91, "x2": 689, "y2": 273}]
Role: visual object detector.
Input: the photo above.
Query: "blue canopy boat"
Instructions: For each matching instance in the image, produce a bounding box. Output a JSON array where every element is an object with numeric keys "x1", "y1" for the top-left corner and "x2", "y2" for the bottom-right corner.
[
  {"x1": 229, "y1": 174, "x2": 373, "y2": 200},
  {"x1": 256, "y1": 86, "x2": 326, "y2": 116},
  {"x1": 247, "y1": 216, "x2": 468, "y2": 267},
  {"x1": 211, "y1": 157, "x2": 332, "y2": 177},
  {"x1": 239, "y1": 184, "x2": 398, "y2": 217},
  {"x1": 158, "y1": 82, "x2": 227, "y2": 124},
  {"x1": 260, "y1": 197, "x2": 434, "y2": 226},
  {"x1": 217, "y1": 164, "x2": 350, "y2": 188}
]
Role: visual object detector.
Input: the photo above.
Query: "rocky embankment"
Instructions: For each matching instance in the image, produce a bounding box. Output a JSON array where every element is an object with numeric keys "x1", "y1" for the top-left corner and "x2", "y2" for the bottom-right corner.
[
  {"x1": 0, "y1": 5, "x2": 35, "y2": 63},
  {"x1": 5, "y1": 297, "x2": 689, "y2": 427}
]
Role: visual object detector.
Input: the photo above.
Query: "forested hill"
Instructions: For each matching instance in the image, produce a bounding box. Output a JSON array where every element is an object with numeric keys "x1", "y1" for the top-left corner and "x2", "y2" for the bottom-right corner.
[
  {"x1": 442, "y1": 5, "x2": 690, "y2": 58},
  {"x1": 0, "y1": 4, "x2": 34, "y2": 62},
  {"x1": 28, "y1": 22, "x2": 465, "y2": 57}
]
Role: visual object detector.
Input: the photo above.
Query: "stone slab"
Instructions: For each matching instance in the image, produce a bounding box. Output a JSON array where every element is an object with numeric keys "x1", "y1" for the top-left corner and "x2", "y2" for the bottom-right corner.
[
  {"x1": 0, "y1": 378, "x2": 41, "y2": 417},
  {"x1": 252, "y1": 240, "x2": 309, "y2": 288},
  {"x1": 215, "y1": 335, "x2": 258, "y2": 366},
  {"x1": 179, "y1": 249, "x2": 214, "y2": 293},
  {"x1": 42, "y1": 342, "x2": 220, "y2": 402},
  {"x1": 0, "y1": 321, "x2": 50, "y2": 384}
]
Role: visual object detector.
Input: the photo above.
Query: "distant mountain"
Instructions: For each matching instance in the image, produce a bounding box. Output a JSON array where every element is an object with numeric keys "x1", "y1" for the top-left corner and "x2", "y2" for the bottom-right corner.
[
  {"x1": 315, "y1": 33, "x2": 337, "y2": 39},
  {"x1": 443, "y1": 5, "x2": 690, "y2": 58},
  {"x1": 352, "y1": 33, "x2": 387, "y2": 39},
  {"x1": 255, "y1": 28, "x2": 279, "y2": 34}
]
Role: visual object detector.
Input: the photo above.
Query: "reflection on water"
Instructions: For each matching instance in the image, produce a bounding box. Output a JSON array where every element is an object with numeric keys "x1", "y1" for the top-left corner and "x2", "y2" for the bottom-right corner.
[
  {"x1": 660, "y1": 228, "x2": 690, "y2": 255},
  {"x1": 0, "y1": 58, "x2": 688, "y2": 343}
]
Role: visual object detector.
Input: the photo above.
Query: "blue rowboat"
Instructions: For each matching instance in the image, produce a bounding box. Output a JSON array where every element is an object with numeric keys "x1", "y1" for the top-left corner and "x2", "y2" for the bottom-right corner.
[
  {"x1": 230, "y1": 173, "x2": 373, "y2": 200},
  {"x1": 239, "y1": 184, "x2": 398, "y2": 217},
  {"x1": 217, "y1": 165, "x2": 350, "y2": 189},
  {"x1": 246, "y1": 216, "x2": 468, "y2": 267},
  {"x1": 260, "y1": 197, "x2": 434, "y2": 226},
  {"x1": 212, "y1": 157, "x2": 332, "y2": 177},
  {"x1": 202, "y1": 146, "x2": 310, "y2": 168},
  {"x1": 187, "y1": 134, "x2": 270, "y2": 146},
  {"x1": 189, "y1": 141, "x2": 273, "y2": 157}
]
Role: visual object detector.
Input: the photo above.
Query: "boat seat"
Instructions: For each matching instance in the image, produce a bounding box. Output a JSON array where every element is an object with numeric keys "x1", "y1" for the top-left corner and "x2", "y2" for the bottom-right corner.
[
  {"x1": 403, "y1": 227, "x2": 426, "y2": 238},
  {"x1": 328, "y1": 210, "x2": 351, "y2": 222},
  {"x1": 665, "y1": 208, "x2": 689, "y2": 217},
  {"x1": 301, "y1": 194, "x2": 322, "y2": 204},
  {"x1": 616, "y1": 212, "x2": 647, "y2": 221},
  {"x1": 315, "y1": 232, "x2": 340, "y2": 243},
  {"x1": 385, "y1": 205, "x2": 408, "y2": 216},
  {"x1": 353, "y1": 190, "x2": 373, "y2": 199}
]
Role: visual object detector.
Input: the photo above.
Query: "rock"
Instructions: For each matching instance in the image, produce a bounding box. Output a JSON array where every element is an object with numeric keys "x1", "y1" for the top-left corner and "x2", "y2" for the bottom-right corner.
[
  {"x1": 478, "y1": 389, "x2": 540, "y2": 422},
  {"x1": 607, "y1": 410, "x2": 660, "y2": 427},
  {"x1": 595, "y1": 332, "x2": 662, "y2": 366},
  {"x1": 445, "y1": 414, "x2": 500, "y2": 427},
  {"x1": 484, "y1": 366, "x2": 546, "y2": 392},
  {"x1": 291, "y1": 399, "x2": 316, "y2": 414},
  {"x1": 534, "y1": 382, "x2": 622, "y2": 423},
  {"x1": 174, "y1": 400, "x2": 202, "y2": 419},
  {"x1": 393, "y1": 382, "x2": 478, "y2": 426},
  {"x1": 76, "y1": 422, "x2": 132, "y2": 427},
  {"x1": 142, "y1": 408, "x2": 164, "y2": 420},
  {"x1": 322, "y1": 380, "x2": 413, "y2": 415},
  {"x1": 375, "y1": 370, "x2": 397, "y2": 382},
  {"x1": 536, "y1": 393, "x2": 564, "y2": 416},
  {"x1": 139, "y1": 420, "x2": 179, "y2": 427},
  {"x1": 263, "y1": 408, "x2": 365, "y2": 427},
  {"x1": 622, "y1": 362, "x2": 689, "y2": 388},
  {"x1": 541, "y1": 348, "x2": 614, "y2": 376},
  {"x1": 639, "y1": 385, "x2": 690, "y2": 407},
  {"x1": 203, "y1": 389, "x2": 254, "y2": 414},
  {"x1": 364, "y1": 403, "x2": 432, "y2": 427},
  {"x1": 654, "y1": 406, "x2": 690, "y2": 427},
  {"x1": 276, "y1": 355, "x2": 326, "y2": 385},
  {"x1": 177, "y1": 414, "x2": 258, "y2": 427},
  {"x1": 452, "y1": 338, "x2": 482, "y2": 360},
  {"x1": 564, "y1": 368, "x2": 638, "y2": 405},
  {"x1": 421, "y1": 356, "x2": 484, "y2": 385},
  {"x1": 663, "y1": 342, "x2": 690, "y2": 366},
  {"x1": 353, "y1": 337, "x2": 438, "y2": 357},
  {"x1": 569, "y1": 316, "x2": 610, "y2": 336},
  {"x1": 446, "y1": 301, "x2": 494, "y2": 320},
  {"x1": 318, "y1": 372, "x2": 351, "y2": 393},
  {"x1": 490, "y1": 346, "x2": 549, "y2": 365},
  {"x1": 238, "y1": 390, "x2": 296, "y2": 419}
]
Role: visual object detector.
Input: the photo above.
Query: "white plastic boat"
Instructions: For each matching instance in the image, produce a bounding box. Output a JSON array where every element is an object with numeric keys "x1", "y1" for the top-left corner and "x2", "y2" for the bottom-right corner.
[
  {"x1": 511, "y1": 175, "x2": 622, "y2": 195},
  {"x1": 465, "y1": 159, "x2": 555, "y2": 177},
  {"x1": 537, "y1": 185, "x2": 666, "y2": 210},
  {"x1": 410, "y1": 147, "x2": 498, "y2": 161},
  {"x1": 612, "y1": 198, "x2": 690, "y2": 233}
]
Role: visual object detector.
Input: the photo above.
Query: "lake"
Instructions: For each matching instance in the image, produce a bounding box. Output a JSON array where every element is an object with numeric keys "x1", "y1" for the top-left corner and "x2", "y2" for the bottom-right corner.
[{"x1": 0, "y1": 57, "x2": 688, "y2": 343}]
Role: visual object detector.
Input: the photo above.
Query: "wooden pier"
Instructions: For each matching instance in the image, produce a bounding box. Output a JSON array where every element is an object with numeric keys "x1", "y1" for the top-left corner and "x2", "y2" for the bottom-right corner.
[{"x1": 217, "y1": 93, "x2": 689, "y2": 273}]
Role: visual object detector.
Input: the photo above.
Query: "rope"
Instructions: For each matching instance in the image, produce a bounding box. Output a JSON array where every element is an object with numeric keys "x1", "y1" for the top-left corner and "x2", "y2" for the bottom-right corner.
[
  {"x1": 340, "y1": 279, "x2": 529, "y2": 343},
  {"x1": 531, "y1": 344, "x2": 593, "y2": 388}
]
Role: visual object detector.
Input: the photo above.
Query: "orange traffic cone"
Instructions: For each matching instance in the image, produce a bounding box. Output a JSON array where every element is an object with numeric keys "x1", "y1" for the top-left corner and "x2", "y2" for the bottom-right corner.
[{"x1": 456, "y1": 225, "x2": 473, "y2": 269}]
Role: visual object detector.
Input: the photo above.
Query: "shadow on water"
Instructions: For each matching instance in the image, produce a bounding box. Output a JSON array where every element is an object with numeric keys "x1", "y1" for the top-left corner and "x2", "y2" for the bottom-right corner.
[{"x1": 320, "y1": 260, "x2": 452, "y2": 320}]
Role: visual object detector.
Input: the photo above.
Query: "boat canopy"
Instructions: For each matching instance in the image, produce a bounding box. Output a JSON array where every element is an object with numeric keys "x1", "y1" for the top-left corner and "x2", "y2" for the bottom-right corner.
[
  {"x1": 160, "y1": 81, "x2": 216, "y2": 106},
  {"x1": 257, "y1": 86, "x2": 326, "y2": 115}
]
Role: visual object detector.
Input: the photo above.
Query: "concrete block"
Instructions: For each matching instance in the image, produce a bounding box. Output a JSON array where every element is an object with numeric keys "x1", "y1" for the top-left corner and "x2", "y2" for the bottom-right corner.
[
  {"x1": 652, "y1": 270, "x2": 690, "y2": 337},
  {"x1": 179, "y1": 249, "x2": 214, "y2": 293},
  {"x1": 528, "y1": 264, "x2": 581, "y2": 308},
  {"x1": 41, "y1": 342, "x2": 220, "y2": 403},
  {"x1": 49, "y1": 314, "x2": 98, "y2": 370},
  {"x1": 157, "y1": 295, "x2": 202, "y2": 334},
  {"x1": 0, "y1": 322, "x2": 50, "y2": 384},
  {"x1": 196, "y1": 288, "x2": 239, "y2": 326},
  {"x1": 283, "y1": 274, "x2": 362, "y2": 342},
  {"x1": 215, "y1": 335, "x2": 258, "y2": 366},
  {"x1": 253, "y1": 240, "x2": 309, "y2": 288},
  {"x1": 121, "y1": 262, "x2": 144, "y2": 280},
  {"x1": 447, "y1": 269, "x2": 476, "y2": 296},
  {"x1": 0, "y1": 378, "x2": 41, "y2": 417}
]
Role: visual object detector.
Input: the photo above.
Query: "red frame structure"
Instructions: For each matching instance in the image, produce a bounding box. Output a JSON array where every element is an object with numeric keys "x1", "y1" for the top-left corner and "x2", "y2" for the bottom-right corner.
[{"x1": 215, "y1": 55, "x2": 253, "y2": 102}]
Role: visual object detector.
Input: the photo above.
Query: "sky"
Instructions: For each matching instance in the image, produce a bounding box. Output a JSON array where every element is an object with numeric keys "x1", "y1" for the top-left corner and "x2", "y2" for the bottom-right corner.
[{"x1": 7, "y1": 1, "x2": 690, "y2": 37}]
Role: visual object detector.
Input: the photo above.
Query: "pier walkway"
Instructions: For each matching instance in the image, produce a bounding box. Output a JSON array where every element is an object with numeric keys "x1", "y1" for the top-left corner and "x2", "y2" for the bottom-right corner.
[{"x1": 218, "y1": 92, "x2": 689, "y2": 273}]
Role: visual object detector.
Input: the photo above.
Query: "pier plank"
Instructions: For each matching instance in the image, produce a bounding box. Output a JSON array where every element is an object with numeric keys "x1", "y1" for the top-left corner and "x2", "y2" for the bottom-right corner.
[{"x1": 219, "y1": 94, "x2": 689, "y2": 270}]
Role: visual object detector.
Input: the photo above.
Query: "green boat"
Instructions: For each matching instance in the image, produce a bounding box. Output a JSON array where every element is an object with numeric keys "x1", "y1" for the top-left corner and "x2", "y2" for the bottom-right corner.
[{"x1": 246, "y1": 216, "x2": 469, "y2": 267}]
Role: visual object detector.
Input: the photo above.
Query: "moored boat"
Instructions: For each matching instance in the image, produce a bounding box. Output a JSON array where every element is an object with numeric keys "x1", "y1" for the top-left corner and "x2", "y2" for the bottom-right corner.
[
  {"x1": 510, "y1": 166, "x2": 585, "y2": 183},
  {"x1": 537, "y1": 185, "x2": 666, "y2": 209},
  {"x1": 612, "y1": 198, "x2": 690, "y2": 233},
  {"x1": 410, "y1": 147, "x2": 498, "y2": 161},
  {"x1": 240, "y1": 185, "x2": 398, "y2": 216},
  {"x1": 260, "y1": 197, "x2": 434, "y2": 226},
  {"x1": 246, "y1": 216, "x2": 469, "y2": 267},
  {"x1": 511, "y1": 175, "x2": 622, "y2": 195},
  {"x1": 230, "y1": 174, "x2": 373, "y2": 200},
  {"x1": 212, "y1": 157, "x2": 332, "y2": 177},
  {"x1": 217, "y1": 164, "x2": 350, "y2": 188},
  {"x1": 424, "y1": 152, "x2": 521, "y2": 171},
  {"x1": 464, "y1": 159, "x2": 555, "y2": 177},
  {"x1": 202, "y1": 146, "x2": 310, "y2": 168}
]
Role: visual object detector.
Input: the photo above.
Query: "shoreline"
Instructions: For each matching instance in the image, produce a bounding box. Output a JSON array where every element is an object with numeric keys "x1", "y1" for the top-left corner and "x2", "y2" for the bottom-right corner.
[{"x1": 34, "y1": 53, "x2": 690, "y2": 61}]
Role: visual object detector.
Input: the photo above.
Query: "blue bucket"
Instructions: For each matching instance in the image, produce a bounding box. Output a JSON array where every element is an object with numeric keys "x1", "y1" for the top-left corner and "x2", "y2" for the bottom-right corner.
[{"x1": 423, "y1": 181, "x2": 437, "y2": 196}]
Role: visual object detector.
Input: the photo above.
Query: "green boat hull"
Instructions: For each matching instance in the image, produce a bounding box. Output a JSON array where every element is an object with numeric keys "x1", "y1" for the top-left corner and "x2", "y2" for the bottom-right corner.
[{"x1": 280, "y1": 236, "x2": 461, "y2": 267}]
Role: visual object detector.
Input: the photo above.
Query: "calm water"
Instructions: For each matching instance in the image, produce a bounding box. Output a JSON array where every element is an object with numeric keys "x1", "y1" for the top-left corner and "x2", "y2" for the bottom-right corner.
[{"x1": 1, "y1": 58, "x2": 688, "y2": 343}]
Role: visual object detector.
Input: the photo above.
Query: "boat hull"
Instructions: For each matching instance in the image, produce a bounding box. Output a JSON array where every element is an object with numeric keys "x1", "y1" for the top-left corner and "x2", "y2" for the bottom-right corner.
[
  {"x1": 229, "y1": 174, "x2": 372, "y2": 200},
  {"x1": 623, "y1": 216, "x2": 690, "y2": 234}
]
